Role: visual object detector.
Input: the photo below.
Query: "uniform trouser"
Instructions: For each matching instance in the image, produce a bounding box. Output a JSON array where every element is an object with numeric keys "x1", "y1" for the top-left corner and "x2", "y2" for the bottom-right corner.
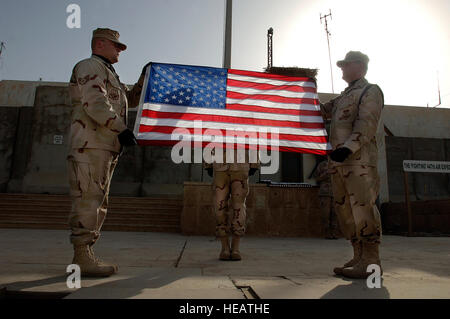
[
  {"x1": 319, "y1": 196, "x2": 338, "y2": 237},
  {"x1": 213, "y1": 169, "x2": 249, "y2": 238},
  {"x1": 330, "y1": 165, "x2": 382, "y2": 244},
  {"x1": 67, "y1": 152, "x2": 118, "y2": 246}
]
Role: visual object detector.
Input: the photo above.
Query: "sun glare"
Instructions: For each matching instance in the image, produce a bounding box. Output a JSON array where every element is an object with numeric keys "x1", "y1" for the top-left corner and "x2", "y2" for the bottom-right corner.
[{"x1": 277, "y1": 0, "x2": 447, "y2": 107}]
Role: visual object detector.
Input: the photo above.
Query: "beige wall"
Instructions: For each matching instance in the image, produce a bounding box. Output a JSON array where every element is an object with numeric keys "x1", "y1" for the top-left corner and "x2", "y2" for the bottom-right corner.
[{"x1": 0, "y1": 80, "x2": 67, "y2": 107}]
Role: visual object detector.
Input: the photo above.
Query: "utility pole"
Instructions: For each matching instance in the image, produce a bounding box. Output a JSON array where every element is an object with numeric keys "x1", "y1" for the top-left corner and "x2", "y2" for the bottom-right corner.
[
  {"x1": 0, "y1": 42, "x2": 5, "y2": 78},
  {"x1": 320, "y1": 10, "x2": 334, "y2": 93},
  {"x1": 223, "y1": 0, "x2": 232, "y2": 69},
  {"x1": 0, "y1": 42, "x2": 5, "y2": 57},
  {"x1": 267, "y1": 28, "x2": 273, "y2": 69},
  {"x1": 0, "y1": 42, "x2": 5, "y2": 62}
]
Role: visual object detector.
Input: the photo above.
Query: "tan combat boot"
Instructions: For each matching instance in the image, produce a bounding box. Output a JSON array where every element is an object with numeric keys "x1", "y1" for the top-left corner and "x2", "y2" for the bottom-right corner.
[
  {"x1": 219, "y1": 237, "x2": 231, "y2": 260},
  {"x1": 72, "y1": 244, "x2": 118, "y2": 277},
  {"x1": 341, "y1": 242, "x2": 383, "y2": 279},
  {"x1": 333, "y1": 240, "x2": 362, "y2": 275},
  {"x1": 230, "y1": 236, "x2": 242, "y2": 261}
]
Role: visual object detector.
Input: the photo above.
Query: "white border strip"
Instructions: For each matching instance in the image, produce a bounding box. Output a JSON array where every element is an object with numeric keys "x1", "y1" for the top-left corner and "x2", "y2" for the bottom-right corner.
[
  {"x1": 142, "y1": 103, "x2": 324, "y2": 123},
  {"x1": 227, "y1": 86, "x2": 318, "y2": 99},
  {"x1": 228, "y1": 73, "x2": 316, "y2": 87},
  {"x1": 138, "y1": 118, "x2": 328, "y2": 137},
  {"x1": 225, "y1": 98, "x2": 320, "y2": 111},
  {"x1": 137, "y1": 132, "x2": 331, "y2": 150}
]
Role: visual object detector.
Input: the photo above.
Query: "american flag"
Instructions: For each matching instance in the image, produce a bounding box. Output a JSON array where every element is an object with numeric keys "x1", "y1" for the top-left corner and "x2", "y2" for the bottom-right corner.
[{"x1": 133, "y1": 62, "x2": 331, "y2": 155}]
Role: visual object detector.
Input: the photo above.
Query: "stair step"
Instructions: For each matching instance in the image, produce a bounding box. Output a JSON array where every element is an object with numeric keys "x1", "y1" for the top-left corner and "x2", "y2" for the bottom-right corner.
[
  {"x1": 0, "y1": 212, "x2": 180, "y2": 222},
  {"x1": 0, "y1": 214, "x2": 68, "y2": 221},
  {"x1": 0, "y1": 194, "x2": 183, "y2": 204},
  {"x1": 102, "y1": 225, "x2": 181, "y2": 232},
  {"x1": 0, "y1": 214, "x2": 179, "y2": 224},
  {"x1": 0, "y1": 221, "x2": 69, "y2": 229},
  {"x1": 0, "y1": 206, "x2": 183, "y2": 215},
  {"x1": 0, "y1": 210, "x2": 70, "y2": 216},
  {"x1": 0, "y1": 193, "x2": 184, "y2": 233},
  {"x1": 0, "y1": 220, "x2": 179, "y2": 229},
  {"x1": 0, "y1": 200, "x2": 182, "y2": 209},
  {"x1": 0, "y1": 222, "x2": 180, "y2": 233},
  {"x1": 0, "y1": 211, "x2": 180, "y2": 218}
]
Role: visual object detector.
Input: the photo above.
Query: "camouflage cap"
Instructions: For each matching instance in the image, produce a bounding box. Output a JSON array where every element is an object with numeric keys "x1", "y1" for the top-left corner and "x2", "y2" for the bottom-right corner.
[
  {"x1": 92, "y1": 28, "x2": 127, "y2": 50},
  {"x1": 337, "y1": 51, "x2": 369, "y2": 67}
]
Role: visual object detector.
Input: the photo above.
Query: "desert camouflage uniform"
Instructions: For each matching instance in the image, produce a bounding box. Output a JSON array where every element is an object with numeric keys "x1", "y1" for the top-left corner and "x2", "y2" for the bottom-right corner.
[
  {"x1": 205, "y1": 148, "x2": 259, "y2": 238},
  {"x1": 313, "y1": 160, "x2": 338, "y2": 238},
  {"x1": 67, "y1": 54, "x2": 144, "y2": 246},
  {"x1": 321, "y1": 77, "x2": 383, "y2": 244}
]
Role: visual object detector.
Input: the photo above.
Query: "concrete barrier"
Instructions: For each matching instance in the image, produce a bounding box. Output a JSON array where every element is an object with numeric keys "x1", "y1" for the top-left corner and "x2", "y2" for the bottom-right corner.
[
  {"x1": 181, "y1": 182, "x2": 333, "y2": 237},
  {"x1": 19, "y1": 86, "x2": 72, "y2": 194},
  {"x1": 0, "y1": 107, "x2": 20, "y2": 192}
]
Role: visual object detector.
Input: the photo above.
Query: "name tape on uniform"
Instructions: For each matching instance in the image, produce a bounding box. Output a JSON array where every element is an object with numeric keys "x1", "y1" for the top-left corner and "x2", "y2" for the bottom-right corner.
[{"x1": 403, "y1": 160, "x2": 450, "y2": 173}]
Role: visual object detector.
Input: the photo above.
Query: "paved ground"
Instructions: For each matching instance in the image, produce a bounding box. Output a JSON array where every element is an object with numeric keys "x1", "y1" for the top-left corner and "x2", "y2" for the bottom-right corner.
[{"x1": 0, "y1": 229, "x2": 449, "y2": 299}]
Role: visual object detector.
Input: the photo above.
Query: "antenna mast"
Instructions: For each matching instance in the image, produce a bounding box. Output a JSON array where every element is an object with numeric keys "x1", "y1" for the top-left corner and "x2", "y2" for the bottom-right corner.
[
  {"x1": 223, "y1": 0, "x2": 232, "y2": 68},
  {"x1": 320, "y1": 10, "x2": 334, "y2": 93},
  {"x1": 432, "y1": 71, "x2": 441, "y2": 108},
  {"x1": 0, "y1": 42, "x2": 5, "y2": 78},
  {"x1": 0, "y1": 42, "x2": 5, "y2": 60},
  {"x1": 0, "y1": 42, "x2": 5, "y2": 57},
  {"x1": 267, "y1": 28, "x2": 273, "y2": 69}
]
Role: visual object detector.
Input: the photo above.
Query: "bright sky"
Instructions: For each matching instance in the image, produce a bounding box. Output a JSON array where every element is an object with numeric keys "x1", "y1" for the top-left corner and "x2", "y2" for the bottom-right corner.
[{"x1": 0, "y1": 0, "x2": 449, "y2": 108}]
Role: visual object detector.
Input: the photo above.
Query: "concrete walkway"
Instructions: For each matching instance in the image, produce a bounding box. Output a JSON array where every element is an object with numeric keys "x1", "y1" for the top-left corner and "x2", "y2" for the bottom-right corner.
[{"x1": 0, "y1": 229, "x2": 449, "y2": 299}]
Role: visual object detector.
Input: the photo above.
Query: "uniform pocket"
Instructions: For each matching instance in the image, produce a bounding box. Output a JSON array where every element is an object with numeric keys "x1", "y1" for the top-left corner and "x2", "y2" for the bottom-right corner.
[
  {"x1": 68, "y1": 161, "x2": 91, "y2": 196},
  {"x1": 336, "y1": 95, "x2": 357, "y2": 122}
]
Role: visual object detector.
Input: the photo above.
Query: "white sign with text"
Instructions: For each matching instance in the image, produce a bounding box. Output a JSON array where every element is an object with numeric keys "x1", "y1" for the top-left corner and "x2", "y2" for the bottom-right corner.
[{"x1": 403, "y1": 160, "x2": 450, "y2": 173}]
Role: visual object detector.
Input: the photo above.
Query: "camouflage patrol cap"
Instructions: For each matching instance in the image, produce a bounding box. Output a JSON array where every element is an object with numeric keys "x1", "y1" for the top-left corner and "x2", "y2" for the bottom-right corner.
[
  {"x1": 337, "y1": 51, "x2": 369, "y2": 67},
  {"x1": 92, "y1": 28, "x2": 127, "y2": 50}
]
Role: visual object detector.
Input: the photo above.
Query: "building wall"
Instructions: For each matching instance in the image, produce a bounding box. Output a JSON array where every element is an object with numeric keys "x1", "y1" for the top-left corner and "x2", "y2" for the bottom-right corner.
[
  {"x1": 0, "y1": 80, "x2": 67, "y2": 107},
  {"x1": 383, "y1": 105, "x2": 450, "y2": 139},
  {"x1": 381, "y1": 106, "x2": 450, "y2": 203},
  {"x1": 385, "y1": 136, "x2": 450, "y2": 202},
  {"x1": 1, "y1": 80, "x2": 449, "y2": 201}
]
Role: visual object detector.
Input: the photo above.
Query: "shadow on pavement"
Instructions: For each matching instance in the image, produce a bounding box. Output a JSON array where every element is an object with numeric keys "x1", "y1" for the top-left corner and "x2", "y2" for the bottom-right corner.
[
  {"x1": 321, "y1": 277, "x2": 390, "y2": 299},
  {"x1": 65, "y1": 268, "x2": 192, "y2": 299}
]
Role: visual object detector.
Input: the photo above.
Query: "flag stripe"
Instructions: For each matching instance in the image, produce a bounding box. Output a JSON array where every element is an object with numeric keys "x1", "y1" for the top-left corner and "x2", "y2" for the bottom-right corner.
[
  {"x1": 228, "y1": 69, "x2": 313, "y2": 82},
  {"x1": 225, "y1": 98, "x2": 319, "y2": 111},
  {"x1": 137, "y1": 139, "x2": 329, "y2": 155},
  {"x1": 142, "y1": 103, "x2": 323, "y2": 123},
  {"x1": 138, "y1": 118, "x2": 328, "y2": 136},
  {"x1": 227, "y1": 73, "x2": 316, "y2": 87},
  {"x1": 138, "y1": 125, "x2": 329, "y2": 143},
  {"x1": 227, "y1": 85, "x2": 318, "y2": 99},
  {"x1": 136, "y1": 132, "x2": 329, "y2": 150},
  {"x1": 227, "y1": 78, "x2": 317, "y2": 94},
  {"x1": 226, "y1": 91, "x2": 318, "y2": 105},
  {"x1": 141, "y1": 109, "x2": 325, "y2": 129},
  {"x1": 225, "y1": 103, "x2": 322, "y2": 116}
]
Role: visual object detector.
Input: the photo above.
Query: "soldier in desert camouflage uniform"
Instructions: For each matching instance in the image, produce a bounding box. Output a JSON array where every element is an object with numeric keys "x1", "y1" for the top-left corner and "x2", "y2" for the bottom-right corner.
[
  {"x1": 67, "y1": 28, "x2": 145, "y2": 277},
  {"x1": 320, "y1": 51, "x2": 384, "y2": 279},
  {"x1": 313, "y1": 157, "x2": 338, "y2": 239},
  {"x1": 204, "y1": 147, "x2": 259, "y2": 261}
]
